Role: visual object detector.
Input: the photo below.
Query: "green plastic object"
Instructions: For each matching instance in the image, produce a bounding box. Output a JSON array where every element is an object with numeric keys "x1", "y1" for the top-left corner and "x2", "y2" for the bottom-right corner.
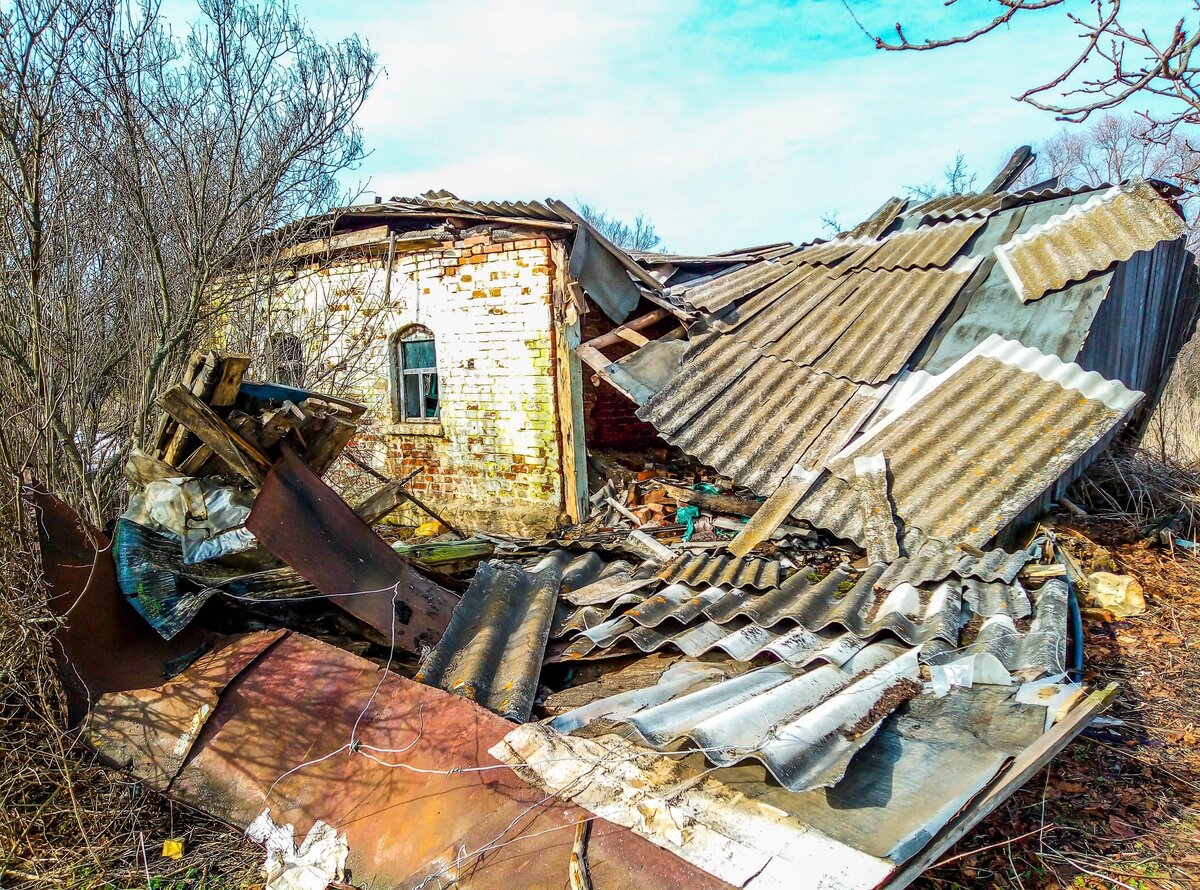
[
  {"x1": 692, "y1": 483, "x2": 721, "y2": 495},
  {"x1": 677, "y1": 505, "x2": 701, "y2": 541}
]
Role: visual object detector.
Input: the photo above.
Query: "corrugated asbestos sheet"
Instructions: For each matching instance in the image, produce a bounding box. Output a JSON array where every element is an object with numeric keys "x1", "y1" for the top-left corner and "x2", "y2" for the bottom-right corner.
[
  {"x1": 636, "y1": 345, "x2": 880, "y2": 495},
  {"x1": 995, "y1": 179, "x2": 1187, "y2": 302},
  {"x1": 744, "y1": 260, "x2": 979, "y2": 383},
  {"x1": 417, "y1": 552, "x2": 569, "y2": 721},
  {"x1": 562, "y1": 561, "x2": 965, "y2": 663},
  {"x1": 657, "y1": 551, "x2": 781, "y2": 590},
  {"x1": 545, "y1": 577, "x2": 1064, "y2": 795},
  {"x1": 851, "y1": 218, "x2": 985, "y2": 271},
  {"x1": 905, "y1": 183, "x2": 1113, "y2": 224},
  {"x1": 801, "y1": 336, "x2": 1142, "y2": 548},
  {"x1": 614, "y1": 643, "x2": 924, "y2": 793}
]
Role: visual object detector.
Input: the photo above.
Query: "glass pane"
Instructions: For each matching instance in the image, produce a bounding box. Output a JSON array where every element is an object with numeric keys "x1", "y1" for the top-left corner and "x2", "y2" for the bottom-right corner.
[
  {"x1": 423, "y1": 373, "x2": 439, "y2": 418},
  {"x1": 403, "y1": 373, "x2": 423, "y2": 419},
  {"x1": 402, "y1": 338, "x2": 436, "y2": 370}
]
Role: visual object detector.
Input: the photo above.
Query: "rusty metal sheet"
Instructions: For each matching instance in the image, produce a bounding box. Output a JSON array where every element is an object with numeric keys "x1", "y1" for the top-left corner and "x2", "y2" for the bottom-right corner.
[
  {"x1": 165, "y1": 631, "x2": 731, "y2": 890},
  {"x1": 86, "y1": 630, "x2": 285, "y2": 786},
  {"x1": 24, "y1": 483, "x2": 212, "y2": 722},
  {"x1": 995, "y1": 179, "x2": 1187, "y2": 303},
  {"x1": 246, "y1": 446, "x2": 458, "y2": 653}
]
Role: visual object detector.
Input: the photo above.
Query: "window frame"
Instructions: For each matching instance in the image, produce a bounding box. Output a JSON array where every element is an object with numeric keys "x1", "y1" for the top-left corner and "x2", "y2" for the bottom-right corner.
[{"x1": 390, "y1": 325, "x2": 440, "y2": 423}]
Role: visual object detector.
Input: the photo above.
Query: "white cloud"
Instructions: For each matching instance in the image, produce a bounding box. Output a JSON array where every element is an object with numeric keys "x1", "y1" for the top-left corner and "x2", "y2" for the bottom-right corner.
[{"x1": 281, "y1": 0, "x2": 1181, "y2": 252}]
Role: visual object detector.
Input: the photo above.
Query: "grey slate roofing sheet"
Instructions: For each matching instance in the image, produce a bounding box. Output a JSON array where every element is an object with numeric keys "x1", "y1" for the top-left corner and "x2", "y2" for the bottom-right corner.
[
  {"x1": 809, "y1": 335, "x2": 1142, "y2": 548},
  {"x1": 728, "y1": 259, "x2": 980, "y2": 384},
  {"x1": 994, "y1": 179, "x2": 1187, "y2": 303},
  {"x1": 636, "y1": 345, "x2": 880, "y2": 495},
  {"x1": 415, "y1": 551, "x2": 568, "y2": 721},
  {"x1": 615, "y1": 642, "x2": 924, "y2": 793},
  {"x1": 904, "y1": 183, "x2": 1112, "y2": 224},
  {"x1": 656, "y1": 551, "x2": 781, "y2": 590}
]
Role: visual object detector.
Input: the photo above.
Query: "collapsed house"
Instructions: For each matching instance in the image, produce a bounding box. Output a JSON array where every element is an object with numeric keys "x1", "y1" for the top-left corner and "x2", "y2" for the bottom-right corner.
[{"x1": 28, "y1": 156, "x2": 1200, "y2": 889}]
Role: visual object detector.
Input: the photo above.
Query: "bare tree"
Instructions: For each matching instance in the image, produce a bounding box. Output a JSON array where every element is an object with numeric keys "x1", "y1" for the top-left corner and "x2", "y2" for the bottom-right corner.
[
  {"x1": 844, "y1": 1, "x2": 1200, "y2": 141},
  {"x1": 906, "y1": 151, "x2": 978, "y2": 201},
  {"x1": 577, "y1": 202, "x2": 666, "y2": 252},
  {"x1": 0, "y1": 0, "x2": 375, "y2": 523}
]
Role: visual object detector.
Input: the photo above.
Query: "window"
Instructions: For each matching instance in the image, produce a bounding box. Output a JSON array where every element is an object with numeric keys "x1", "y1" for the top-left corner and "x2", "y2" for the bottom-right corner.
[
  {"x1": 392, "y1": 326, "x2": 439, "y2": 421},
  {"x1": 268, "y1": 332, "x2": 305, "y2": 388}
]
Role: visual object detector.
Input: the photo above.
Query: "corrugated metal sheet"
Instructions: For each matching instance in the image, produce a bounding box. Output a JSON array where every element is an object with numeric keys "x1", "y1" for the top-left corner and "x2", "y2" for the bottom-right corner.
[
  {"x1": 636, "y1": 347, "x2": 880, "y2": 495},
  {"x1": 657, "y1": 552, "x2": 781, "y2": 590},
  {"x1": 811, "y1": 335, "x2": 1142, "y2": 548},
  {"x1": 994, "y1": 179, "x2": 1187, "y2": 302},
  {"x1": 416, "y1": 551, "x2": 568, "y2": 721}
]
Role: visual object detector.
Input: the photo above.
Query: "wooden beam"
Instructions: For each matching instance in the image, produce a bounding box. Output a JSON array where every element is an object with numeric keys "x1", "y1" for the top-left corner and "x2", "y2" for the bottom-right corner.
[
  {"x1": 156, "y1": 384, "x2": 271, "y2": 485},
  {"x1": 352, "y1": 469, "x2": 422, "y2": 525},
  {"x1": 124, "y1": 448, "x2": 183, "y2": 487},
  {"x1": 579, "y1": 308, "x2": 671, "y2": 351},
  {"x1": 552, "y1": 242, "x2": 589, "y2": 524},
  {"x1": 656, "y1": 481, "x2": 763, "y2": 518},
  {"x1": 281, "y1": 224, "x2": 392, "y2": 260},
  {"x1": 208, "y1": 354, "x2": 251, "y2": 407}
]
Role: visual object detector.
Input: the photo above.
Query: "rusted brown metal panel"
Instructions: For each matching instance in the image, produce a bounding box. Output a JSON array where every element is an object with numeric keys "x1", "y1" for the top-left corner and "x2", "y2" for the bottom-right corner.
[
  {"x1": 246, "y1": 446, "x2": 458, "y2": 653},
  {"x1": 24, "y1": 483, "x2": 211, "y2": 722},
  {"x1": 166, "y1": 632, "x2": 732, "y2": 889},
  {"x1": 86, "y1": 630, "x2": 285, "y2": 786}
]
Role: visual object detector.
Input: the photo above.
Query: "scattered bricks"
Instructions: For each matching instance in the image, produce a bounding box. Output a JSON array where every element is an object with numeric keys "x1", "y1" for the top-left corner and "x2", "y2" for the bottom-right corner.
[{"x1": 460, "y1": 274, "x2": 473, "y2": 282}]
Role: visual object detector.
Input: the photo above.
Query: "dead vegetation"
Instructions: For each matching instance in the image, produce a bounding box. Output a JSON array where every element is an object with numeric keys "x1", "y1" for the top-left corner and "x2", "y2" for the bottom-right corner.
[{"x1": 0, "y1": 488, "x2": 261, "y2": 888}]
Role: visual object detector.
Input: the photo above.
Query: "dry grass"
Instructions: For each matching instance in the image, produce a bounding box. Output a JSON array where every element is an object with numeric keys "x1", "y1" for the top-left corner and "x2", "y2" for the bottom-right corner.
[
  {"x1": 0, "y1": 511, "x2": 262, "y2": 889},
  {"x1": 1071, "y1": 446, "x2": 1200, "y2": 541}
]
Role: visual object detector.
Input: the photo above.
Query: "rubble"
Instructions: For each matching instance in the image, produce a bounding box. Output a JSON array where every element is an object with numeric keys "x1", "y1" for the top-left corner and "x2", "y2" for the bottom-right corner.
[{"x1": 24, "y1": 167, "x2": 1200, "y2": 888}]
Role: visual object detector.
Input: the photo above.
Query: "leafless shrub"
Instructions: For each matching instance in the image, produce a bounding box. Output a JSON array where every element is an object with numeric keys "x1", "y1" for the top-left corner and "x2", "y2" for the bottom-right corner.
[
  {"x1": 0, "y1": 0, "x2": 376, "y2": 882},
  {"x1": 1071, "y1": 445, "x2": 1200, "y2": 539}
]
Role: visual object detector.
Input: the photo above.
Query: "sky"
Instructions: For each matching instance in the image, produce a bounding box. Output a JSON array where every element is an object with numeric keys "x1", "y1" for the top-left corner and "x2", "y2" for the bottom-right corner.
[{"x1": 170, "y1": 0, "x2": 1189, "y2": 253}]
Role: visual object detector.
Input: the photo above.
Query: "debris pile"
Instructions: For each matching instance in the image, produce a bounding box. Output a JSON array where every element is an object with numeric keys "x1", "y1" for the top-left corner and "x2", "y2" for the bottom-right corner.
[{"x1": 24, "y1": 170, "x2": 1200, "y2": 889}]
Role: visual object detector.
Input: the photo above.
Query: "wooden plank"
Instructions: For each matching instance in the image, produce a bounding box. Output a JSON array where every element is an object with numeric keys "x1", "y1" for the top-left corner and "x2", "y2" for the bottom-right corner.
[
  {"x1": 553, "y1": 242, "x2": 589, "y2": 524},
  {"x1": 180, "y1": 412, "x2": 264, "y2": 477},
  {"x1": 656, "y1": 481, "x2": 762, "y2": 518},
  {"x1": 884, "y1": 683, "x2": 1117, "y2": 889},
  {"x1": 123, "y1": 448, "x2": 184, "y2": 487},
  {"x1": 303, "y1": 416, "x2": 356, "y2": 476},
  {"x1": 156, "y1": 384, "x2": 271, "y2": 485},
  {"x1": 579, "y1": 308, "x2": 671, "y2": 351},
  {"x1": 353, "y1": 480, "x2": 413, "y2": 525},
  {"x1": 209, "y1": 354, "x2": 251, "y2": 407},
  {"x1": 281, "y1": 224, "x2": 392, "y2": 260}
]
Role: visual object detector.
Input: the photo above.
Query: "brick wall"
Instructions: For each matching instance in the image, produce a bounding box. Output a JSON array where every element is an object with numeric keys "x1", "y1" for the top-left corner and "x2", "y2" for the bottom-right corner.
[{"x1": 269, "y1": 231, "x2": 565, "y2": 536}]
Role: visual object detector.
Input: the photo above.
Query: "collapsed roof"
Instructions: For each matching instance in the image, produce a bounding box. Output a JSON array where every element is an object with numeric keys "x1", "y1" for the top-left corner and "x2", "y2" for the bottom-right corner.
[{"x1": 28, "y1": 165, "x2": 1200, "y2": 890}]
